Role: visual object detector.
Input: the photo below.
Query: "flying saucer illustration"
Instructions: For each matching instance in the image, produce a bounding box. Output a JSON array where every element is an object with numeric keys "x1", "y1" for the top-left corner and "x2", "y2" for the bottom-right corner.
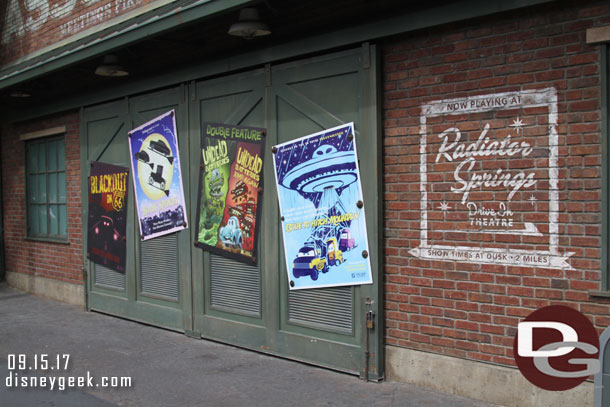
[{"x1": 280, "y1": 144, "x2": 357, "y2": 195}]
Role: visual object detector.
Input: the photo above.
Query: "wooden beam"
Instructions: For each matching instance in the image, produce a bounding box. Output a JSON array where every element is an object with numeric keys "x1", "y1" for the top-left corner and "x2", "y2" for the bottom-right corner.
[
  {"x1": 587, "y1": 26, "x2": 610, "y2": 44},
  {"x1": 19, "y1": 126, "x2": 66, "y2": 141}
]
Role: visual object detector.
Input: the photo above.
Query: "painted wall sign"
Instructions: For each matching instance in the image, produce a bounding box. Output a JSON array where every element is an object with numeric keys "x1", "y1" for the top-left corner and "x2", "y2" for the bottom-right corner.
[
  {"x1": 87, "y1": 161, "x2": 129, "y2": 273},
  {"x1": 195, "y1": 122, "x2": 266, "y2": 265},
  {"x1": 128, "y1": 110, "x2": 187, "y2": 240},
  {"x1": 1, "y1": 0, "x2": 145, "y2": 45},
  {"x1": 409, "y1": 88, "x2": 573, "y2": 269},
  {"x1": 273, "y1": 123, "x2": 373, "y2": 290}
]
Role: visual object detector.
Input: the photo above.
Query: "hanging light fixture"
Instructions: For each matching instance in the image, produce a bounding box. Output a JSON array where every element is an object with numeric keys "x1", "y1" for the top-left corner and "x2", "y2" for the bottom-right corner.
[
  {"x1": 228, "y1": 7, "x2": 271, "y2": 39},
  {"x1": 95, "y1": 54, "x2": 129, "y2": 77}
]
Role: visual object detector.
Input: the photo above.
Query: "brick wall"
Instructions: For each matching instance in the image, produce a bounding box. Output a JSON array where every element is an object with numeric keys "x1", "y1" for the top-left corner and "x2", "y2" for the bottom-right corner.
[
  {"x1": 383, "y1": 1, "x2": 610, "y2": 367},
  {"x1": 1, "y1": 0, "x2": 156, "y2": 65},
  {"x1": 1, "y1": 111, "x2": 83, "y2": 284}
]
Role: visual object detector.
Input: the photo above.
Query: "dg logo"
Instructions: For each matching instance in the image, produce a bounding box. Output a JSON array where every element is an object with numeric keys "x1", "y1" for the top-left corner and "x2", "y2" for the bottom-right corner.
[{"x1": 513, "y1": 305, "x2": 600, "y2": 391}]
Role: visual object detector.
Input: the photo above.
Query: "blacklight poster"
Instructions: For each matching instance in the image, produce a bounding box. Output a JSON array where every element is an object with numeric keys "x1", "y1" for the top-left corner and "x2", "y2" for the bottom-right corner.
[{"x1": 87, "y1": 161, "x2": 129, "y2": 273}]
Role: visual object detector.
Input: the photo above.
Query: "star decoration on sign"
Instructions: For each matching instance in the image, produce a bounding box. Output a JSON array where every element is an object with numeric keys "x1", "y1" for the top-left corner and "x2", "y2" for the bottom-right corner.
[
  {"x1": 438, "y1": 201, "x2": 451, "y2": 211},
  {"x1": 528, "y1": 195, "x2": 537, "y2": 206},
  {"x1": 510, "y1": 117, "x2": 525, "y2": 135}
]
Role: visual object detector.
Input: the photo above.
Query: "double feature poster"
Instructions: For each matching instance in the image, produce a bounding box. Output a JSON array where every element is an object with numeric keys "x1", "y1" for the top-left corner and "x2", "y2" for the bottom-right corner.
[
  {"x1": 87, "y1": 161, "x2": 129, "y2": 273},
  {"x1": 128, "y1": 110, "x2": 187, "y2": 240},
  {"x1": 273, "y1": 123, "x2": 373, "y2": 290},
  {"x1": 195, "y1": 123, "x2": 266, "y2": 265}
]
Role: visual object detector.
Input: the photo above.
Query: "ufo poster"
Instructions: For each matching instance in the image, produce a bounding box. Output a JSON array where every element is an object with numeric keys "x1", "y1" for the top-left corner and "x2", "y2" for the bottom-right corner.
[
  {"x1": 128, "y1": 110, "x2": 187, "y2": 240},
  {"x1": 87, "y1": 161, "x2": 129, "y2": 273},
  {"x1": 273, "y1": 122, "x2": 373, "y2": 290},
  {"x1": 195, "y1": 122, "x2": 266, "y2": 265}
]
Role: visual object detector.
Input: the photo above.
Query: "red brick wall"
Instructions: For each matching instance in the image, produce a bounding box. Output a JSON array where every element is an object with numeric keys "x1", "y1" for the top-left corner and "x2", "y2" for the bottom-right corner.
[
  {"x1": 383, "y1": 1, "x2": 610, "y2": 367},
  {"x1": 1, "y1": 111, "x2": 82, "y2": 284},
  {"x1": 1, "y1": 0, "x2": 156, "y2": 65}
]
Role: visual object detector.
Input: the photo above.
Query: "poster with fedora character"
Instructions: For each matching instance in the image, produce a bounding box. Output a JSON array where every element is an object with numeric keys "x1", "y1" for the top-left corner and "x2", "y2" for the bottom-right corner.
[{"x1": 128, "y1": 110, "x2": 187, "y2": 240}]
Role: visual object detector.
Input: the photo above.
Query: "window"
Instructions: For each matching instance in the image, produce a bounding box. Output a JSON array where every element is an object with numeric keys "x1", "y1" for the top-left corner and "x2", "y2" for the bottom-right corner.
[{"x1": 26, "y1": 136, "x2": 67, "y2": 240}]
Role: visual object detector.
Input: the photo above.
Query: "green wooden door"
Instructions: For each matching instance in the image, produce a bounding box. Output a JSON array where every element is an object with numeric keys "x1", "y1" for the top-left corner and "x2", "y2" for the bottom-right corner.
[
  {"x1": 82, "y1": 99, "x2": 132, "y2": 314},
  {"x1": 190, "y1": 69, "x2": 268, "y2": 347},
  {"x1": 269, "y1": 48, "x2": 381, "y2": 378},
  {"x1": 83, "y1": 86, "x2": 193, "y2": 332},
  {"x1": 191, "y1": 46, "x2": 382, "y2": 378}
]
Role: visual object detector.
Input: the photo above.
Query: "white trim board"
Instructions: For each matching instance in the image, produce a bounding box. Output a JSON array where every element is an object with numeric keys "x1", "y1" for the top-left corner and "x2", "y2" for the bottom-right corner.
[{"x1": 20, "y1": 126, "x2": 66, "y2": 141}]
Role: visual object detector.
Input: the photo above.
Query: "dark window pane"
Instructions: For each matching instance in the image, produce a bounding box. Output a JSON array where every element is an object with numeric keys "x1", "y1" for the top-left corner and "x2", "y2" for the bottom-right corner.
[
  {"x1": 49, "y1": 173, "x2": 58, "y2": 203},
  {"x1": 49, "y1": 205, "x2": 58, "y2": 236},
  {"x1": 58, "y1": 172, "x2": 66, "y2": 203},
  {"x1": 38, "y1": 205, "x2": 47, "y2": 235},
  {"x1": 48, "y1": 140, "x2": 57, "y2": 171},
  {"x1": 38, "y1": 174, "x2": 47, "y2": 203},
  {"x1": 28, "y1": 174, "x2": 37, "y2": 203},
  {"x1": 29, "y1": 205, "x2": 39, "y2": 235},
  {"x1": 57, "y1": 140, "x2": 65, "y2": 171},
  {"x1": 59, "y1": 205, "x2": 67, "y2": 236},
  {"x1": 38, "y1": 143, "x2": 46, "y2": 171}
]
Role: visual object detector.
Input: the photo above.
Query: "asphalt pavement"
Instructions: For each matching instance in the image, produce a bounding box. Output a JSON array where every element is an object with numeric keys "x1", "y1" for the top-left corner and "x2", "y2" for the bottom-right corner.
[{"x1": 0, "y1": 283, "x2": 500, "y2": 407}]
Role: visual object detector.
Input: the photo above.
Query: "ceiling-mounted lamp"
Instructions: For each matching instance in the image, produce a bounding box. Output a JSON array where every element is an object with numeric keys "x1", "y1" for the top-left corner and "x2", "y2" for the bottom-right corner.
[
  {"x1": 95, "y1": 54, "x2": 129, "y2": 77},
  {"x1": 228, "y1": 7, "x2": 271, "y2": 39}
]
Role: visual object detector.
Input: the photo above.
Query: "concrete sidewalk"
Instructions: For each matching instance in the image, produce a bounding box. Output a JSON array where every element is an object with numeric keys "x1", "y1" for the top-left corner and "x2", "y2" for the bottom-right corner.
[{"x1": 0, "y1": 283, "x2": 500, "y2": 407}]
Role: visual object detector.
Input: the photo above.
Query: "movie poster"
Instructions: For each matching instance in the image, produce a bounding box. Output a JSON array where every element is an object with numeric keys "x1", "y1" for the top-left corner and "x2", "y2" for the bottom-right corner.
[
  {"x1": 195, "y1": 123, "x2": 266, "y2": 265},
  {"x1": 128, "y1": 110, "x2": 187, "y2": 240},
  {"x1": 273, "y1": 123, "x2": 373, "y2": 290},
  {"x1": 87, "y1": 162, "x2": 129, "y2": 273}
]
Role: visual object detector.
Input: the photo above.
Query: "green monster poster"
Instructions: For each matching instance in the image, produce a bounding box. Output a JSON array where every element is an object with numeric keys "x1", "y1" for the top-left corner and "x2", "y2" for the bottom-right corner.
[{"x1": 195, "y1": 123, "x2": 266, "y2": 265}]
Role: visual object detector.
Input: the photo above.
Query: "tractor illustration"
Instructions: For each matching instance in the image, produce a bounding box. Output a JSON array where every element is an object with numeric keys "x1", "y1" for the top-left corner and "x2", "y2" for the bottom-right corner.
[
  {"x1": 339, "y1": 228, "x2": 356, "y2": 251},
  {"x1": 292, "y1": 240, "x2": 328, "y2": 281},
  {"x1": 326, "y1": 237, "x2": 343, "y2": 266},
  {"x1": 292, "y1": 236, "x2": 345, "y2": 282}
]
